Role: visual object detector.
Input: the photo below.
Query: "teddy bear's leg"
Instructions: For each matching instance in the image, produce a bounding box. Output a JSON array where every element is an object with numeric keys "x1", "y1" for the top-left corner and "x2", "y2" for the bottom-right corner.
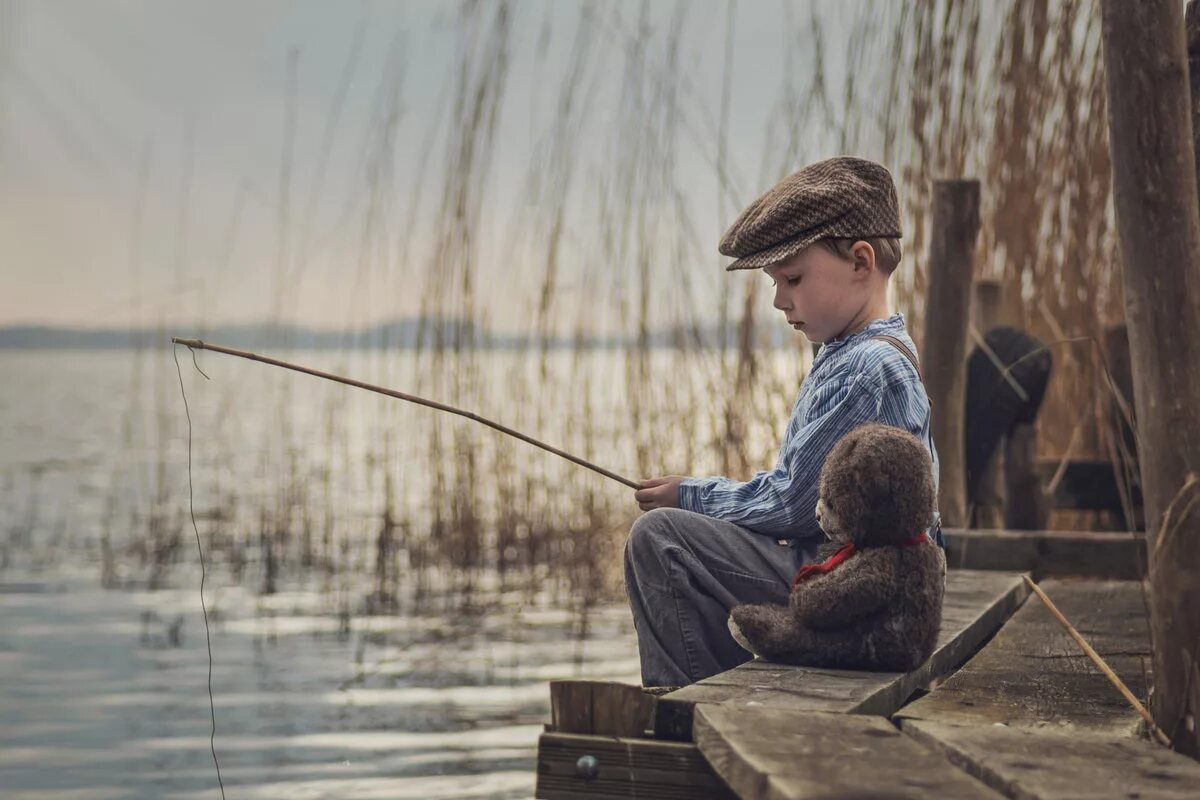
[
  {"x1": 728, "y1": 603, "x2": 807, "y2": 659},
  {"x1": 727, "y1": 615, "x2": 753, "y2": 652}
]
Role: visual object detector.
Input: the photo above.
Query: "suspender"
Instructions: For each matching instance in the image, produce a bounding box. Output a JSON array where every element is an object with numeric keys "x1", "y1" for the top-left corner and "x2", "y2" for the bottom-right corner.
[
  {"x1": 870, "y1": 333, "x2": 944, "y2": 549},
  {"x1": 870, "y1": 334, "x2": 923, "y2": 382}
]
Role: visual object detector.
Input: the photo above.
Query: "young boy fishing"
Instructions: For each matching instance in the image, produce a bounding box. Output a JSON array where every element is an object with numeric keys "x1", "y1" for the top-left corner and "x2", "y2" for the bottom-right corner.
[{"x1": 626, "y1": 156, "x2": 944, "y2": 688}]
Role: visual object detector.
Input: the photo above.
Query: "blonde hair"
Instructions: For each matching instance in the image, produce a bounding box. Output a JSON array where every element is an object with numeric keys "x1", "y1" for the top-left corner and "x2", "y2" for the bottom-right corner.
[{"x1": 816, "y1": 237, "x2": 903, "y2": 276}]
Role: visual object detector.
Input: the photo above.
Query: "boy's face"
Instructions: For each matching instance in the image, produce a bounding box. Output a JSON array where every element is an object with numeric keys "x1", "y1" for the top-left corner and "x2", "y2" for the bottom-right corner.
[{"x1": 763, "y1": 241, "x2": 878, "y2": 344}]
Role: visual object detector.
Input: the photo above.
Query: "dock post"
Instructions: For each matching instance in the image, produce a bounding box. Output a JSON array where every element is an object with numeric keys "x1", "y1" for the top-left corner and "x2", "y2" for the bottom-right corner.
[
  {"x1": 1101, "y1": 0, "x2": 1200, "y2": 756},
  {"x1": 923, "y1": 179, "x2": 980, "y2": 529}
]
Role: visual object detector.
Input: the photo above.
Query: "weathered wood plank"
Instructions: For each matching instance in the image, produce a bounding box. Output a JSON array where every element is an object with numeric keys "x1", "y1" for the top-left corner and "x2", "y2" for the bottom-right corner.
[
  {"x1": 894, "y1": 579, "x2": 1151, "y2": 737},
  {"x1": 549, "y1": 680, "x2": 656, "y2": 737},
  {"x1": 693, "y1": 706, "x2": 1004, "y2": 800},
  {"x1": 902, "y1": 720, "x2": 1200, "y2": 800},
  {"x1": 550, "y1": 680, "x2": 593, "y2": 733},
  {"x1": 535, "y1": 731, "x2": 738, "y2": 800},
  {"x1": 944, "y1": 527, "x2": 1147, "y2": 580},
  {"x1": 654, "y1": 569, "x2": 1028, "y2": 740},
  {"x1": 890, "y1": 578, "x2": 1200, "y2": 798}
]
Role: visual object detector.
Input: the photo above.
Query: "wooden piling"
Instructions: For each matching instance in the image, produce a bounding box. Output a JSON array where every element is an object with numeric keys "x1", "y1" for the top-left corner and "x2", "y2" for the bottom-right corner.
[
  {"x1": 1003, "y1": 423, "x2": 1048, "y2": 531},
  {"x1": 923, "y1": 179, "x2": 980, "y2": 529},
  {"x1": 1101, "y1": 0, "x2": 1200, "y2": 756}
]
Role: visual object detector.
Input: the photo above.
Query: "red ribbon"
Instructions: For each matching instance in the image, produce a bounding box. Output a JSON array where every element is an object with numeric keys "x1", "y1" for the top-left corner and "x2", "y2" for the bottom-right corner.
[{"x1": 792, "y1": 531, "x2": 929, "y2": 587}]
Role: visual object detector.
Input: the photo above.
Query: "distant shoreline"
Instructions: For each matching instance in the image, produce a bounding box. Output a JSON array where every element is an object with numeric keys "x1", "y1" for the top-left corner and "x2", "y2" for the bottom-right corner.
[{"x1": 0, "y1": 319, "x2": 798, "y2": 350}]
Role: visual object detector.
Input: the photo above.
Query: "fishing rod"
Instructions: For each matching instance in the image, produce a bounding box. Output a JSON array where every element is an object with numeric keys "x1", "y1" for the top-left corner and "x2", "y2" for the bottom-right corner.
[
  {"x1": 170, "y1": 337, "x2": 641, "y2": 489},
  {"x1": 170, "y1": 335, "x2": 643, "y2": 798}
]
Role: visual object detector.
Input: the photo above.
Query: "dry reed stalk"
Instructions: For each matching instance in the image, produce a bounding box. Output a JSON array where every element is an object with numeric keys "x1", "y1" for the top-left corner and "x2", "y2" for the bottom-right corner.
[{"x1": 106, "y1": 1, "x2": 1137, "y2": 608}]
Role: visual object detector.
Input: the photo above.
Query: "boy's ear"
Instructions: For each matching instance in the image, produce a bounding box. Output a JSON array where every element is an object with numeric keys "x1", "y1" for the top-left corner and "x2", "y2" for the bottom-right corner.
[{"x1": 850, "y1": 240, "x2": 876, "y2": 275}]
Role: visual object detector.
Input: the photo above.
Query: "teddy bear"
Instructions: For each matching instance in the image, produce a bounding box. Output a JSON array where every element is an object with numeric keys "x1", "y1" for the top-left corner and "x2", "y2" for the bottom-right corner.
[{"x1": 728, "y1": 422, "x2": 946, "y2": 672}]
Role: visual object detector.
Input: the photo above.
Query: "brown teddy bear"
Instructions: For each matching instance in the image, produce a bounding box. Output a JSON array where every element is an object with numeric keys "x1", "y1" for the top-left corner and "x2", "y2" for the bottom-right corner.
[{"x1": 728, "y1": 423, "x2": 946, "y2": 672}]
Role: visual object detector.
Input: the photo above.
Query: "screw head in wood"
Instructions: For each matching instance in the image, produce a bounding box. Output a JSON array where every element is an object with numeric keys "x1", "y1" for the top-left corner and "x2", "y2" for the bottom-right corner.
[{"x1": 575, "y1": 754, "x2": 599, "y2": 781}]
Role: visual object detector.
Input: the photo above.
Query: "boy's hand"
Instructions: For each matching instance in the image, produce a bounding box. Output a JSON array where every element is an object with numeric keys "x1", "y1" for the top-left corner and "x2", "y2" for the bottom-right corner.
[{"x1": 634, "y1": 475, "x2": 684, "y2": 512}]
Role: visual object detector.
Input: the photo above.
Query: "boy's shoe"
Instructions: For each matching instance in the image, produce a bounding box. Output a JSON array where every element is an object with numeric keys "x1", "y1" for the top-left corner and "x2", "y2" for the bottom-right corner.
[{"x1": 640, "y1": 685, "x2": 682, "y2": 696}]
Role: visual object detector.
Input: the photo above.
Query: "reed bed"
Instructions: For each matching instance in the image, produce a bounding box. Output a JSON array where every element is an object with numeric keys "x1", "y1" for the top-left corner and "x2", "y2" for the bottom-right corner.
[{"x1": 24, "y1": 0, "x2": 1132, "y2": 620}]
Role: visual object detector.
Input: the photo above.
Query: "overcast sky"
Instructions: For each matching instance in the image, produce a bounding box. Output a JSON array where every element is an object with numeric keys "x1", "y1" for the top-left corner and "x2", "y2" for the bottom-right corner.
[{"x1": 0, "y1": 0, "x2": 881, "y2": 334}]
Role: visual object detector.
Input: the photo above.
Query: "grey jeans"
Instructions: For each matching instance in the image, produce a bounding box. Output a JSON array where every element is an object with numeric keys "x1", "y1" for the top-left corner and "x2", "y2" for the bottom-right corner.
[{"x1": 623, "y1": 507, "x2": 821, "y2": 687}]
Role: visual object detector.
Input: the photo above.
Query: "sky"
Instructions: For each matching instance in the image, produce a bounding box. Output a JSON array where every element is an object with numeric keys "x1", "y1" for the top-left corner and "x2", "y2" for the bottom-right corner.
[{"x1": 0, "y1": 0, "x2": 874, "y2": 335}]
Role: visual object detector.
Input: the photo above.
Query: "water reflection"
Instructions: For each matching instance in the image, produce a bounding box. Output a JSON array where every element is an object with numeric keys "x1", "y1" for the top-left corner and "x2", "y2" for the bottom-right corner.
[{"x1": 1, "y1": 574, "x2": 640, "y2": 799}]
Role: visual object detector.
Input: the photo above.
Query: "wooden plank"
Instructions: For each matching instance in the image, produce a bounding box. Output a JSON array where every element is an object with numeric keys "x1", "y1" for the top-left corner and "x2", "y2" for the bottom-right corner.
[
  {"x1": 894, "y1": 579, "x2": 1152, "y2": 737},
  {"x1": 902, "y1": 720, "x2": 1200, "y2": 800},
  {"x1": 550, "y1": 680, "x2": 593, "y2": 733},
  {"x1": 549, "y1": 680, "x2": 656, "y2": 737},
  {"x1": 590, "y1": 681, "x2": 656, "y2": 737},
  {"x1": 891, "y1": 578, "x2": 1200, "y2": 798},
  {"x1": 693, "y1": 706, "x2": 1004, "y2": 800},
  {"x1": 944, "y1": 527, "x2": 1147, "y2": 580},
  {"x1": 535, "y1": 731, "x2": 737, "y2": 800},
  {"x1": 654, "y1": 569, "x2": 1028, "y2": 740}
]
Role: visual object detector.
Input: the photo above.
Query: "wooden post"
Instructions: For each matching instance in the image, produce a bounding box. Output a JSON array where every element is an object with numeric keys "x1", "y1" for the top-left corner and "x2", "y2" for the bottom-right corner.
[
  {"x1": 1189, "y1": 2, "x2": 1200, "y2": 197},
  {"x1": 1101, "y1": 0, "x2": 1200, "y2": 756},
  {"x1": 923, "y1": 180, "x2": 980, "y2": 529},
  {"x1": 971, "y1": 279, "x2": 1006, "y2": 529},
  {"x1": 1003, "y1": 423, "x2": 1048, "y2": 530}
]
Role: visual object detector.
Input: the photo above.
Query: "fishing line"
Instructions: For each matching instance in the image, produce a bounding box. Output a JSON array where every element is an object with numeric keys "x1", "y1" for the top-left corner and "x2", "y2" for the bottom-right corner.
[
  {"x1": 172, "y1": 343, "x2": 226, "y2": 800},
  {"x1": 164, "y1": 335, "x2": 645, "y2": 796}
]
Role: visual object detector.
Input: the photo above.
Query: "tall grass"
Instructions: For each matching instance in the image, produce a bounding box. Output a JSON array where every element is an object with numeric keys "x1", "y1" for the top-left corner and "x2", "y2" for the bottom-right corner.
[{"x1": 72, "y1": 0, "x2": 1132, "y2": 616}]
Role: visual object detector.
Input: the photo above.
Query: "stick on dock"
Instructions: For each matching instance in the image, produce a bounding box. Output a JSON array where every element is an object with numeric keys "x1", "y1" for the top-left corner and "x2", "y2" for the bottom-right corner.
[
  {"x1": 170, "y1": 337, "x2": 640, "y2": 490},
  {"x1": 1021, "y1": 575, "x2": 1171, "y2": 746}
]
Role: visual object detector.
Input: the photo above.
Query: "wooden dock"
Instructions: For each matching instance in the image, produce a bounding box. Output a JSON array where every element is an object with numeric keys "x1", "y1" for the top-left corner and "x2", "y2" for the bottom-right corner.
[{"x1": 534, "y1": 529, "x2": 1200, "y2": 799}]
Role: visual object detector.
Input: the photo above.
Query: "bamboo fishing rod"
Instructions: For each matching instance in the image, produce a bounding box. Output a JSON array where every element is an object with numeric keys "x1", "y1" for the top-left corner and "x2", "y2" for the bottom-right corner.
[{"x1": 171, "y1": 337, "x2": 640, "y2": 490}]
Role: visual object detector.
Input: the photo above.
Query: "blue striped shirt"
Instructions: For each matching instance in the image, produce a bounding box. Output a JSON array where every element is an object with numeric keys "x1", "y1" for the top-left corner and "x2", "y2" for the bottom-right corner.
[{"x1": 677, "y1": 312, "x2": 943, "y2": 546}]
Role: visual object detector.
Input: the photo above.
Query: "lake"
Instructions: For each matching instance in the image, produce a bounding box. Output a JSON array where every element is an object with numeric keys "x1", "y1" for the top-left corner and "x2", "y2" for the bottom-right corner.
[{"x1": 0, "y1": 345, "x2": 804, "y2": 799}]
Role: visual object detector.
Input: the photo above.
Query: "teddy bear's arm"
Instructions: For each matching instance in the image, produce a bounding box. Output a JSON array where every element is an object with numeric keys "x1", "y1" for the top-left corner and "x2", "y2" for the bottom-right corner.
[{"x1": 792, "y1": 548, "x2": 901, "y2": 629}]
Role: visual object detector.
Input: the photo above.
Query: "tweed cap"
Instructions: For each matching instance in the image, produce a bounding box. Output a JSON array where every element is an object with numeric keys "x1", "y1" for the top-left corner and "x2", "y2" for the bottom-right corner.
[{"x1": 719, "y1": 156, "x2": 902, "y2": 271}]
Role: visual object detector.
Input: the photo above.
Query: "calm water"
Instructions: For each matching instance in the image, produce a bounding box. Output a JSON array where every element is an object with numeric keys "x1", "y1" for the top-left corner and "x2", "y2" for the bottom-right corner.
[
  {"x1": 0, "y1": 346, "x2": 804, "y2": 799},
  {"x1": 1, "y1": 564, "x2": 640, "y2": 799}
]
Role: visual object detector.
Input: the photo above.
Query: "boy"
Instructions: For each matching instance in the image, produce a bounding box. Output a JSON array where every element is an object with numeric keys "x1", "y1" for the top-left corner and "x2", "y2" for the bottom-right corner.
[{"x1": 625, "y1": 156, "x2": 943, "y2": 688}]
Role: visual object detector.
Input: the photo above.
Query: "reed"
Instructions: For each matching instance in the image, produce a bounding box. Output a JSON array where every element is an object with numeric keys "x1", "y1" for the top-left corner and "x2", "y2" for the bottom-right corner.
[{"x1": 75, "y1": 0, "x2": 1135, "y2": 620}]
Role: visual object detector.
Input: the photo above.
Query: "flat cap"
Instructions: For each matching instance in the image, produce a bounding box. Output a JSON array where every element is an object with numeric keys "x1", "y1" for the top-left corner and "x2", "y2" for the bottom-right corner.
[{"x1": 719, "y1": 156, "x2": 902, "y2": 271}]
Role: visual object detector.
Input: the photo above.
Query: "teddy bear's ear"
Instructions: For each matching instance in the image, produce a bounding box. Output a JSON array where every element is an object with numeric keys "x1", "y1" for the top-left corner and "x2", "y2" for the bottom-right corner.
[{"x1": 820, "y1": 423, "x2": 935, "y2": 545}]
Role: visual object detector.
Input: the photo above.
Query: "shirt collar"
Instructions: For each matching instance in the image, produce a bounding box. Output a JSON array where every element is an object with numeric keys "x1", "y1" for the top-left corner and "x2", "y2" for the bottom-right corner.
[{"x1": 812, "y1": 312, "x2": 907, "y2": 372}]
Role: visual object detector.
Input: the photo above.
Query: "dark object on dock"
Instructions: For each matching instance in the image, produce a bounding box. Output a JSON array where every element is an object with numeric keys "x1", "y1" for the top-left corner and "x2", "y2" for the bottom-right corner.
[{"x1": 964, "y1": 325, "x2": 1051, "y2": 517}]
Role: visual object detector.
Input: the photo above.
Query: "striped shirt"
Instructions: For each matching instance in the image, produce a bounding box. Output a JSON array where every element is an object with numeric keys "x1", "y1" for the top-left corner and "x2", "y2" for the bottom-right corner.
[{"x1": 677, "y1": 312, "x2": 943, "y2": 547}]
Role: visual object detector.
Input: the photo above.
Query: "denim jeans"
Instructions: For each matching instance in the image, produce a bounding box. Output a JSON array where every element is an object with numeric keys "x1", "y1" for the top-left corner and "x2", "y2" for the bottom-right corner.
[{"x1": 623, "y1": 507, "x2": 821, "y2": 687}]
